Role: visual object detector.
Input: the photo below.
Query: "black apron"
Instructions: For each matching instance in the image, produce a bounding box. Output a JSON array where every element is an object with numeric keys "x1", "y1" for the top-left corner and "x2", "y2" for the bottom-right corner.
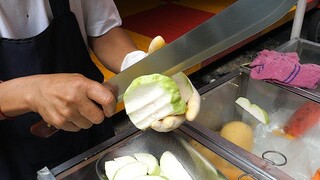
[{"x1": 0, "y1": 0, "x2": 115, "y2": 179}]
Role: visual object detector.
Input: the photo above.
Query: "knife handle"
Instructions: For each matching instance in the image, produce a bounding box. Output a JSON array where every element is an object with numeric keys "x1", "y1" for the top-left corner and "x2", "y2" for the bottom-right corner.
[
  {"x1": 30, "y1": 120, "x2": 59, "y2": 138},
  {"x1": 30, "y1": 81, "x2": 118, "y2": 138}
]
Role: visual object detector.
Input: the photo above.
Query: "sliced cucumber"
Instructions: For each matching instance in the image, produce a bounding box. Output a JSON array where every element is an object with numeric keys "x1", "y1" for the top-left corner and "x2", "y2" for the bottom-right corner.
[
  {"x1": 171, "y1": 72, "x2": 193, "y2": 102},
  {"x1": 104, "y1": 152, "x2": 192, "y2": 180},
  {"x1": 235, "y1": 97, "x2": 270, "y2": 124},
  {"x1": 160, "y1": 151, "x2": 192, "y2": 180},
  {"x1": 134, "y1": 153, "x2": 161, "y2": 175},
  {"x1": 133, "y1": 175, "x2": 168, "y2": 180},
  {"x1": 114, "y1": 155, "x2": 137, "y2": 166},
  {"x1": 113, "y1": 162, "x2": 148, "y2": 180},
  {"x1": 123, "y1": 73, "x2": 193, "y2": 130},
  {"x1": 104, "y1": 160, "x2": 123, "y2": 180}
]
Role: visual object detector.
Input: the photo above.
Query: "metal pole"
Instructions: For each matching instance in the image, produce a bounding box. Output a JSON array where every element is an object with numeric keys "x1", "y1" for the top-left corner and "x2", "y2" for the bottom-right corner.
[{"x1": 290, "y1": 0, "x2": 307, "y2": 39}]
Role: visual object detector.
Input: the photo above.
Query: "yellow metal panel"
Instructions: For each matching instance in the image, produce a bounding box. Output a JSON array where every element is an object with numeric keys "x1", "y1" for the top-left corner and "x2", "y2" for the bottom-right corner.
[
  {"x1": 115, "y1": 0, "x2": 161, "y2": 18},
  {"x1": 124, "y1": 30, "x2": 153, "y2": 52},
  {"x1": 173, "y1": 0, "x2": 236, "y2": 14}
]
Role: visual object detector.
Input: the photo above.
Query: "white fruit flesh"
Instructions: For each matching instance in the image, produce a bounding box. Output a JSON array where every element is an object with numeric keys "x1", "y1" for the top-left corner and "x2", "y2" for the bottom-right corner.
[
  {"x1": 171, "y1": 72, "x2": 193, "y2": 102},
  {"x1": 125, "y1": 84, "x2": 175, "y2": 130},
  {"x1": 133, "y1": 175, "x2": 168, "y2": 180},
  {"x1": 160, "y1": 151, "x2": 192, "y2": 180},
  {"x1": 114, "y1": 155, "x2": 137, "y2": 166},
  {"x1": 113, "y1": 162, "x2": 148, "y2": 180},
  {"x1": 235, "y1": 97, "x2": 270, "y2": 124},
  {"x1": 124, "y1": 73, "x2": 193, "y2": 130},
  {"x1": 104, "y1": 152, "x2": 192, "y2": 180},
  {"x1": 104, "y1": 160, "x2": 122, "y2": 180},
  {"x1": 134, "y1": 153, "x2": 161, "y2": 175}
]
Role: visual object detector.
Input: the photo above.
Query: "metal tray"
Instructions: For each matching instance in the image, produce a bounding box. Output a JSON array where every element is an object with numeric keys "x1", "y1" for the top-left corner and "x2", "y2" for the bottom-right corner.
[
  {"x1": 39, "y1": 68, "x2": 317, "y2": 180},
  {"x1": 43, "y1": 127, "x2": 229, "y2": 180},
  {"x1": 95, "y1": 130, "x2": 227, "y2": 180},
  {"x1": 194, "y1": 68, "x2": 320, "y2": 179}
]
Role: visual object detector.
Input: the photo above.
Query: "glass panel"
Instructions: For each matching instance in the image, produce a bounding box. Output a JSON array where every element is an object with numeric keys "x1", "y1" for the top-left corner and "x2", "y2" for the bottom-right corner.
[
  {"x1": 276, "y1": 38, "x2": 320, "y2": 98},
  {"x1": 196, "y1": 71, "x2": 320, "y2": 179}
]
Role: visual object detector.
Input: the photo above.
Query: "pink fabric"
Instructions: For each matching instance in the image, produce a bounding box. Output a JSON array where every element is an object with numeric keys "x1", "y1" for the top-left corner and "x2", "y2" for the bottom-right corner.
[{"x1": 249, "y1": 50, "x2": 320, "y2": 89}]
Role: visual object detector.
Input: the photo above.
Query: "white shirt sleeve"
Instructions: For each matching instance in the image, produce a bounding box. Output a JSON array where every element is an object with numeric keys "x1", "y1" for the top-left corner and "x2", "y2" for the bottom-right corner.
[
  {"x1": 82, "y1": 0, "x2": 122, "y2": 37},
  {"x1": 0, "y1": 0, "x2": 121, "y2": 45}
]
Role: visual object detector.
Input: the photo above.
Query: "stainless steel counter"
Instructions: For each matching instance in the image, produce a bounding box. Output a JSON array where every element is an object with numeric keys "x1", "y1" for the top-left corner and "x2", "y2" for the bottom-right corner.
[{"x1": 37, "y1": 36, "x2": 320, "y2": 180}]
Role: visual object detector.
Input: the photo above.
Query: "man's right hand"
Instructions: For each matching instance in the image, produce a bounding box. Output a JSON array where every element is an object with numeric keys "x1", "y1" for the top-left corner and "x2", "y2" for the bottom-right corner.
[{"x1": 0, "y1": 74, "x2": 116, "y2": 132}]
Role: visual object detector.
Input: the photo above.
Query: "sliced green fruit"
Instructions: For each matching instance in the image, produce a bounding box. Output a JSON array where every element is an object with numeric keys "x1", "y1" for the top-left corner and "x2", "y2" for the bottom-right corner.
[
  {"x1": 114, "y1": 155, "x2": 137, "y2": 166},
  {"x1": 123, "y1": 73, "x2": 189, "y2": 130},
  {"x1": 235, "y1": 97, "x2": 270, "y2": 124},
  {"x1": 104, "y1": 156, "x2": 138, "y2": 180},
  {"x1": 104, "y1": 160, "x2": 122, "y2": 180},
  {"x1": 113, "y1": 162, "x2": 148, "y2": 180},
  {"x1": 133, "y1": 175, "x2": 168, "y2": 180},
  {"x1": 134, "y1": 153, "x2": 161, "y2": 175},
  {"x1": 171, "y1": 72, "x2": 193, "y2": 102},
  {"x1": 160, "y1": 151, "x2": 192, "y2": 180}
]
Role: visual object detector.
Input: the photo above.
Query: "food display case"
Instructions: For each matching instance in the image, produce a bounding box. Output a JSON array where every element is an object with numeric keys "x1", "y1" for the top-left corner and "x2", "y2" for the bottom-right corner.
[
  {"x1": 194, "y1": 68, "x2": 320, "y2": 179},
  {"x1": 38, "y1": 64, "x2": 319, "y2": 179}
]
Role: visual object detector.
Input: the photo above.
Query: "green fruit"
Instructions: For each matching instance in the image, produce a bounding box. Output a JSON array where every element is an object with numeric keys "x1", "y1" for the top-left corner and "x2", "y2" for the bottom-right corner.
[
  {"x1": 114, "y1": 162, "x2": 148, "y2": 180},
  {"x1": 134, "y1": 153, "x2": 161, "y2": 175},
  {"x1": 123, "y1": 73, "x2": 193, "y2": 130},
  {"x1": 160, "y1": 151, "x2": 192, "y2": 180},
  {"x1": 235, "y1": 97, "x2": 270, "y2": 124}
]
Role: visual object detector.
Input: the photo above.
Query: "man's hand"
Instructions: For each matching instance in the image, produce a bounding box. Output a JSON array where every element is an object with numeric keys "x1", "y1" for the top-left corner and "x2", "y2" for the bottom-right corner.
[
  {"x1": 120, "y1": 36, "x2": 166, "y2": 71},
  {"x1": 150, "y1": 78, "x2": 201, "y2": 132},
  {"x1": 28, "y1": 74, "x2": 116, "y2": 132}
]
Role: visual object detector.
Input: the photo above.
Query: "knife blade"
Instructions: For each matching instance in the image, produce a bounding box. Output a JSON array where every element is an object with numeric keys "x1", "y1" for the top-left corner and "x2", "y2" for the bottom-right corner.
[
  {"x1": 30, "y1": 0, "x2": 297, "y2": 138},
  {"x1": 108, "y1": 0, "x2": 297, "y2": 102}
]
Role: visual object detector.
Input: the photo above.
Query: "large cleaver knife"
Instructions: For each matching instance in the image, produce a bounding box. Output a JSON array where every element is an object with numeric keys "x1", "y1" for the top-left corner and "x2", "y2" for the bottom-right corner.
[{"x1": 30, "y1": 0, "x2": 297, "y2": 138}]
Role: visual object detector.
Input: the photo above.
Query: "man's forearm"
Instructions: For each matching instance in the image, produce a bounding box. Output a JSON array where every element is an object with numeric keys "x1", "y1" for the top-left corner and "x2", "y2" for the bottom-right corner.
[
  {"x1": 0, "y1": 77, "x2": 33, "y2": 120},
  {"x1": 88, "y1": 27, "x2": 138, "y2": 73}
]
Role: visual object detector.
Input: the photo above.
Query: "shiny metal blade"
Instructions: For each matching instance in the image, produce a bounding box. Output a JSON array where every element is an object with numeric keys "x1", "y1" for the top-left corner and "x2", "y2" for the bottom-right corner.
[{"x1": 105, "y1": 0, "x2": 297, "y2": 102}]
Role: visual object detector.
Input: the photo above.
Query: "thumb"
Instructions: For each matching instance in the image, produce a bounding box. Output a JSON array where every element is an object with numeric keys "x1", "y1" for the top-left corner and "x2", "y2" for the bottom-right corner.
[
  {"x1": 186, "y1": 86, "x2": 201, "y2": 121},
  {"x1": 150, "y1": 116, "x2": 185, "y2": 132},
  {"x1": 148, "y1": 36, "x2": 166, "y2": 54}
]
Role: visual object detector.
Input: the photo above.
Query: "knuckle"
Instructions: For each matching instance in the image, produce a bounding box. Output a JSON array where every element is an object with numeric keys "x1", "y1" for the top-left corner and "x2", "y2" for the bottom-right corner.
[
  {"x1": 68, "y1": 75, "x2": 88, "y2": 91},
  {"x1": 92, "y1": 113, "x2": 105, "y2": 124},
  {"x1": 60, "y1": 108, "x2": 74, "y2": 118},
  {"x1": 51, "y1": 117, "x2": 65, "y2": 129},
  {"x1": 101, "y1": 94, "x2": 115, "y2": 105},
  {"x1": 81, "y1": 122, "x2": 93, "y2": 129},
  {"x1": 69, "y1": 126, "x2": 81, "y2": 132}
]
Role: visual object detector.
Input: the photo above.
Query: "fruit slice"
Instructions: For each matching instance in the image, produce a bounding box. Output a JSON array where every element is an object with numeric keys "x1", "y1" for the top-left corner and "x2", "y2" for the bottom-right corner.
[
  {"x1": 114, "y1": 155, "x2": 137, "y2": 166},
  {"x1": 104, "y1": 160, "x2": 123, "y2": 180},
  {"x1": 160, "y1": 151, "x2": 192, "y2": 180},
  {"x1": 133, "y1": 175, "x2": 168, "y2": 180},
  {"x1": 123, "y1": 73, "x2": 193, "y2": 130},
  {"x1": 171, "y1": 72, "x2": 193, "y2": 102},
  {"x1": 235, "y1": 97, "x2": 270, "y2": 124},
  {"x1": 114, "y1": 162, "x2": 148, "y2": 180},
  {"x1": 134, "y1": 153, "x2": 161, "y2": 175},
  {"x1": 105, "y1": 156, "x2": 138, "y2": 180}
]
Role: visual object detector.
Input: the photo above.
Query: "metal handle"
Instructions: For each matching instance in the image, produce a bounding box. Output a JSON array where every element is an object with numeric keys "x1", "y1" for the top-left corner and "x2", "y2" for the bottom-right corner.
[
  {"x1": 29, "y1": 81, "x2": 118, "y2": 138},
  {"x1": 262, "y1": 150, "x2": 287, "y2": 166},
  {"x1": 238, "y1": 173, "x2": 258, "y2": 180},
  {"x1": 30, "y1": 120, "x2": 59, "y2": 138}
]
